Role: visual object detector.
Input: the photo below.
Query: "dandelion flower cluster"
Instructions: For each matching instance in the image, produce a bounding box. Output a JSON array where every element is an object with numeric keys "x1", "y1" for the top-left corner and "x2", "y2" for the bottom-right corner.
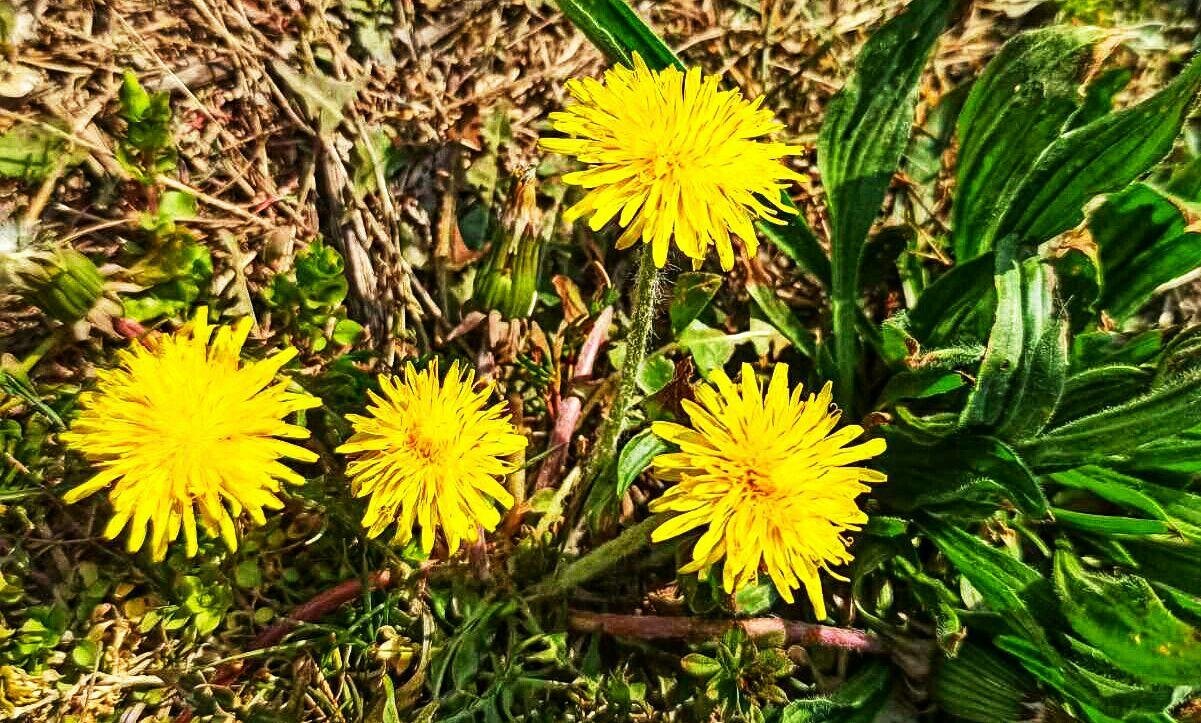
[
  {"x1": 336, "y1": 360, "x2": 527, "y2": 553},
  {"x1": 61, "y1": 309, "x2": 320, "y2": 561},
  {"x1": 649, "y1": 364, "x2": 886, "y2": 618},
  {"x1": 540, "y1": 53, "x2": 804, "y2": 270}
]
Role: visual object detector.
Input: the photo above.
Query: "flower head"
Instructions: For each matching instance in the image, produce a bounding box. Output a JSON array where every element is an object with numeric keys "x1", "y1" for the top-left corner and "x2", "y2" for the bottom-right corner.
[
  {"x1": 649, "y1": 363, "x2": 885, "y2": 618},
  {"x1": 336, "y1": 360, "x2": 527, "y2": 553},
  {"x1": 61, "y1": 309, "x2": 319, "y2": 561},
  {"x1": 540, "y1": 53, "x2": 803, "y2": 270}
]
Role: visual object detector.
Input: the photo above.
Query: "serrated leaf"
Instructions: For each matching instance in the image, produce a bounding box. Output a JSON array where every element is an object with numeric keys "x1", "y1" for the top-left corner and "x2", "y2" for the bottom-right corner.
[
  {"x1": 274, "y1": 61, "x2": 357, "y2": 136},
  {"x1": 1054, "y1": 548, "x2": 1201, "y2": 686}
]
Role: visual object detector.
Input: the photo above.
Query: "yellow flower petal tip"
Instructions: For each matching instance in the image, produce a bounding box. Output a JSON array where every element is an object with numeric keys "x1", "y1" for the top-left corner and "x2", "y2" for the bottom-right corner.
[
  {"x1": 648, "y1": 363, "x2": 886, "y2": 619},
  {"x1": 60, "y1": 309, "x2": 320, "y2": 562},
  {"x1": 540, "y1": 53, "x2": 804, "y2": 271},
  {"x1": 335, "y1": 359, "x2": 527, "y2": 555}
]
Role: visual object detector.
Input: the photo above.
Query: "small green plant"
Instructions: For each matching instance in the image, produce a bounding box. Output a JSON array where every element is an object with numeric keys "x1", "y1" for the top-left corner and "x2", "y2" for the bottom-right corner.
[{"x1": 262, "y1": 239, "x2": 363, "y2": 352}]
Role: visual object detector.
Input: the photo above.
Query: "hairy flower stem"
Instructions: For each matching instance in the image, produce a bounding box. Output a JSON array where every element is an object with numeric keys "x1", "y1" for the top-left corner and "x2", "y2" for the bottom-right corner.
[
  {"x1": 527, "y1": 513, "x2": 666, "y2": 600},
  {"x1": 569, "y1": 244, "x2": 659, "y2": 514}
]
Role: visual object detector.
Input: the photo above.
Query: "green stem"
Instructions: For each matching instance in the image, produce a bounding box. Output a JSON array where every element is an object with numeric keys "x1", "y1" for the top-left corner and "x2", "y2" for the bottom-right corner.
[
  {"x1": 577, "y1": 243, "x2": 660, "y2": 496},
  {"x1": 525, "y1": 513, "x2": 666, "y2": 600},
  {"x1": 831, "y1": 287, "x2": 859, "y2": 415}
]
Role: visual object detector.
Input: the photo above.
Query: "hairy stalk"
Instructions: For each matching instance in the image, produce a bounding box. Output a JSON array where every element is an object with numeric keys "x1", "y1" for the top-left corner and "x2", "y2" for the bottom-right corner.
[
  {"x1": 526, "y1": 513, "x2": 665, "y2": 600},
  {"x1": 569, "y1": 243, "x2": 660, "y2": 515}
]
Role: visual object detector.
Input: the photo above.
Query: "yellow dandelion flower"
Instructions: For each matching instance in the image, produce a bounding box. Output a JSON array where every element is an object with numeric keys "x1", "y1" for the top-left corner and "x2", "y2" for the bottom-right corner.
[
  {"x1": 61, "y1": 309, "x2": 320, "y2": 561},
  {"x1": 336, "y1": 360, "x2": 527, "y2": 554},
  {"x1": 540, "y1": 53, "x2": 804, "y2": 271},
  {"x1": 648, "y1": 363, "x2": 886, "y2": 618}
]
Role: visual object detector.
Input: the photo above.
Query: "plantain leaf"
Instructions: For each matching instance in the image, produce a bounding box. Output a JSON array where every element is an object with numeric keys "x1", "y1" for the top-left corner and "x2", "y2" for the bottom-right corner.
[
  {"x1": 818, "y1": 0, "x2": 949, "y2": 407},
  {"x1": 1054, "y1": 548, "x2": 1201, "y2": 686},
  {"x1": 616, "y1": 428, "x2": 669, "y2": 496},
  {"x1": 880, "y1": 432, "x2": 1049, "y2": 517},
  {"x1": 953, "y1": 26, "x2": 1105, "y2": 261},
  {"x1": 552, "y1": 0, "x2": 679, "y2": 71},
  {"x1": 1053, "y1": 509, "x2": 1172, "y2": 537},
  {"x1": 992, "y1": 51, "x2": 1201, "y2": 251},
  {"x1": 1050, "y1": 365, "x2": 1151, "y2": 428},
  {"x1": 1050, "y1": 466, "x2": 1169, "y2": 522},
  {"x1": 920, "y1": 516, "x2": 1054, "y2": 648},
  {"x1": 908, "y1": 252, "x2": 995, "y2": 345},
  {"x1": 1019, "y1": 371, "x2": 1201, "y2": 469},
  {"x1": 1088, "y1": 183, "x2": 1201, "y2": 322}
]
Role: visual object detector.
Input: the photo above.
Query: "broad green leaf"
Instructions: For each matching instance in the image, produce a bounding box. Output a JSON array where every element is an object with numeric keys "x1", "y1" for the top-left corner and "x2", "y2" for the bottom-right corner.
[
  {"x1": 635, "y1": 351, "x2": 674, "y2": 395},
  {"x1": 953, "y1": 26, "x2": 1104, "y2": 260},
  {"x1": 919, "y1": 516, "x2": 1054, "y2": 647},
  {"x1": 668, "y1": 272, "x2": 721, "y2": 335},
  {"x1": 747, "y1": 281, "x2": 816, "y2": 359},
  {"x1": 1054, "y1": 548, "x2": 1201, "y2": 686},
  {"x1": 933, "y1": 643, "x2": 1033, "y2": 723},
  {"x1": 992, "y1": 52, "x2": 1201, "y2": 250},
  {"x1": 998, "y1": 260, "x2": 1068, "y2": 440},
  {"x1": 1053, "y1": 509, "x2": 1172, "y2": 537},
  {"x1": 960, "y1": 255, "x2": 1025, "y2": 428},
  {"x1": 1120, "y1": 431, "x2": 1201, "y2": 476},
  {"x1": 1088, "y1": 183, "x2": 1201, "y2": 321},
  {"x1": 880, "y1": 432, "x2": 1049, "y2": 517},
  {"x1": 1019, "y1": 371, "x2": 1201, "y2": 469},
  {"x1": 1050, "y1": 365, "x2": 1151, "y2": 428},
  {"x1": 908, "y1": 252, "x2": 994, "y2": 344},
  {"x1": 552, "y1": 0, "x2": 679, "y2": 71},
  {"x1": 1050, "y1": 466, "x2": 1169, "y2": 522},
  {"x1": 818, "y1": 0, "x2": 949, "y2": 407},
  {"x1": 616, "y1": 428, "x2": 668, "y2": 496},
  {"x1": 876, "y1": 368, "x2": 965, "y2": 408}
]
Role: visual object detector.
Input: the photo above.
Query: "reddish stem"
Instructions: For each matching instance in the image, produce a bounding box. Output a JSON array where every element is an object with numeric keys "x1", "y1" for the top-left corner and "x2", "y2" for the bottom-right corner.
[
  {"x1": 567, "y1": 610, "x2": 885, "y2": 654},
  {"x1": 533, "y1": 306, "x2": 614, "y2": 490}
]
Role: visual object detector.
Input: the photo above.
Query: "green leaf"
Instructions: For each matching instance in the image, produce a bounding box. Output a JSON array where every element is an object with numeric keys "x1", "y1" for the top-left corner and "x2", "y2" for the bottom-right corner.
[
  {"x1": 1051, "y1": 365, "x2": 1151, "y2": 428},
  {"x1": 669, "y1": 272, "x2": 722, "y2": 335},
  {"x1": 616, "y1": 427, "x2": 668, "y2": 496},
  {"x1": 1019, "y1": 371, "x2": 1201, "y2": 469},
  {"x1": 919, "y1": 516, "x2": 1054, "y2": 647},
  {"x1": 1050, "y1": 466, "x2": 1169, "y2": 522},
  {"x1": 998, "y1": 262, "x2": 1069, "y2": 440},
  {"x1": 746, "y1": 281, "x2": 816, "y2": 359},
  {"x1": 876, "y1": 368, "x2": 965, "y2": 408},
  {"x1": 952, "y1": 26, "x2": 1105, "y2": 260},
  {"x1": 960, "y1": 255, "x2": 1025, "y2": 428},
  {"x1": 1088, "y1": 183, "x2": 1201, "y2": 322},
  {"x1": 552, "y1": 0, "x2": 680, "y2": 71},
  {"x1": 880, "y1": 431, "x2": 1049, "y2": 517},
  {"x1": 933, "y1": 643, "x2": 1034, "y2": 723},
  {"x1": 817, "y1": 0, "x2": 949, "y2": 408},
  {"x1": 1053, "y1": 509, "x2": 1172, "y2": 537},
  {"x1": 635, "y1": 351, "x2": 674, "y2": 395},
  {"x1": 71, "y1": 639, "x2": 99, "y2": 669},
  {"x1": 992, "y1": 51, "x2": 1201, "y2": 251},
  {"x1": 908, "y1": 252, "x2": 995, "y2": 345},
  {"x1": 760, "y1": 193, "x2": 830, "y2": 286},
  {"x1": 1054, "y1": 547, "x2": 1201, "y2": 686},
  {"x1": 0, "y1": 122, "x2": 84, "y2": 181}
]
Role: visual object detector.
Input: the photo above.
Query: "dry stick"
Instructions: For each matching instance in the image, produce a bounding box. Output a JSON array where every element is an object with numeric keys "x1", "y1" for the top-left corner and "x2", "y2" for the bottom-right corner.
[
  {"x1": 174, "y1": 570, "x2": 394, "y2": 723},
  {"x1": 568, "y1": 611, "x2": 885, "y2": 654},
  {"x1": 532, "y1": 305, "x2": 615, "y2": 490}
]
